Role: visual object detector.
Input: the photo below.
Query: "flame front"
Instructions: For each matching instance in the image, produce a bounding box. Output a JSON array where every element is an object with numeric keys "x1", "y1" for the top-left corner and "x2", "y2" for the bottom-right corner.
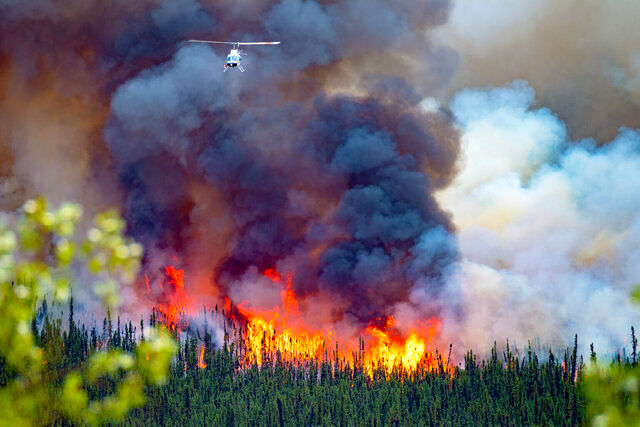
[
  {"x1": 241, "y1": 314, "x2": 325, "y2": 365},
  {"x1": 363, "y1": 319, "x2": 440, "y2": 375},
  {"x1": 152, "y1": 266, "x2": 448, "y2": 374},
  {"x1": 152, "y1": 265, "x2": 194, "y2": 331},
  {"x1": 235, "y1": 268, "x2": 325, "y2": 365},
  {"x1": 235, "y1": 268, "x2": 446, "y2": 374}
]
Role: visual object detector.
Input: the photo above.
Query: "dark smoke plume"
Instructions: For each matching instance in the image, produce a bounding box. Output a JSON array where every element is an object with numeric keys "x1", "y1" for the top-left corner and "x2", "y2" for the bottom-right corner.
[
  {"x1": 3, "y1": 0, "x2": 638, "y2": 357},
  {"x1": 0, "y1": 0, "x2": 460, "y2": 330}
]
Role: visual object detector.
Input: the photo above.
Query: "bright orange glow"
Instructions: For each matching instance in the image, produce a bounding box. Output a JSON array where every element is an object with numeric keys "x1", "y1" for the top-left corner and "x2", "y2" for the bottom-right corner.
[
  {"x1": 262, "y1": 268, "x2": 299, "y2": 314},
  {"x1": 153, "y1": 266, "x2": 195, "y2": 331},
  {"x1": 233, "y1": 268, "x2": 446, "y2": 375},
  {"x1": 282, "y1": 275, "x2": 299, "y2": 315},
  {"x1": 152, "y1": 265, "x2": 449, "y2": 376},
  {"x1": 236, "y1": 269, "x2": 324, "y2": 365},
  {"x1": 263, "y1": 268, "x2": 281, "y2": 282},
  {"x1": 240, "y1": 311, "x2": 325, "y2": 365},
  {"x1": 198, "y1": 346, "x2": 207, "y2": 369},
  {"x1": 363, "y1": 318, "x2": 440, "y2": 374}
]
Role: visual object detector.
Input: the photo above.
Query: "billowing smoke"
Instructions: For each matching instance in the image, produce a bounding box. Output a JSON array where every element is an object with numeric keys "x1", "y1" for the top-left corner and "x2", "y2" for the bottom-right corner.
[
  {"x1": 0, "y1": 0, "x2": 460, "y2": 336},
  {"x1": 437, "y1": 0, "x2": 640, "y2": 142},
  {"x1": 439, "y1": 81, "x2": 640, "y2": 354},
  {"x1": 1, "y1": 0, "x2": 639, "y2": 356},
  {"x1": 106, "y1": 48, "x2": 460, "y2": 328}
]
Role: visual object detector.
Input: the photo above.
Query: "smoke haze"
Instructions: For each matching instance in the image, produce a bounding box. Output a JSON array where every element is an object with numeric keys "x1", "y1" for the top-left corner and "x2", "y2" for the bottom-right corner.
[
  {"x1": 0, "y1": 0, "x2": 638, "y2": 357},
  {"x1": 437, "y1": 0, "x2": 640, "y2": 142},
  {"x1": 438, "y1": 81, "x2": 640, "y2": 354}
]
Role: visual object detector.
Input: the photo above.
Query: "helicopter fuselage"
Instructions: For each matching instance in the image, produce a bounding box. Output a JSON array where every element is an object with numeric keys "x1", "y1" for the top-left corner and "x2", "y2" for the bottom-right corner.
[{"x1": 225, "y1": 48, "x2": 242, "y2": 69}]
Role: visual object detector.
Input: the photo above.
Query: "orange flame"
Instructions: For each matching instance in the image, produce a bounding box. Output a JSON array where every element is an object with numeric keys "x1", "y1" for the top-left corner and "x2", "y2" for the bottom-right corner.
[
  {"x1": 236, "y1": 269, "x2": 324, "y2": 365},
  {"x1": 153, "y1": 265, "x2": 194, "y2": 331},
  {"x1": 198, "y1": 346, "x2": 207, "y2": 369},
  {"x1": 152, "y1": 265, "x2": 448, "y2": 375},
  {"x1": 365, "y1": 327, "x2": 421, "y2": 372},
  {"x1": 233, "y1": 268, "x2": 446, "y2": 375}
]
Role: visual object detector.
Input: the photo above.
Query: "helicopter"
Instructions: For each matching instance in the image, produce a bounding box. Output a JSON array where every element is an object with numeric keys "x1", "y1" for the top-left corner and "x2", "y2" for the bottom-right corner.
[{"x1": 188, "y1": 40, "x2": 281, "y2": 72}]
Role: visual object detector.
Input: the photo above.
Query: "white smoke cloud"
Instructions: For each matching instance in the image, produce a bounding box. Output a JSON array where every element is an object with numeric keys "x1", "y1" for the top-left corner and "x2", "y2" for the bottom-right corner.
[
  {"x1": 438, "y1": 81, "x2": 640, "y2": 355},
  {"x1": 436, "y1": 0, "x2": 640, "y2": 142}
]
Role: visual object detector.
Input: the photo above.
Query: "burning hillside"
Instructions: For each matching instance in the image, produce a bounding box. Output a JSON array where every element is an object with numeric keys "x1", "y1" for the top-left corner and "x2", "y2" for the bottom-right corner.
[
  {"x1": 0, "y1": 0, "x2": 464, "y2": 368},
  {"x1": 1, "y1": 0, "x2": 640, "y2": 365},
  {"x1": 148, "y1": 265, "x2": 448, "y2": 375}
]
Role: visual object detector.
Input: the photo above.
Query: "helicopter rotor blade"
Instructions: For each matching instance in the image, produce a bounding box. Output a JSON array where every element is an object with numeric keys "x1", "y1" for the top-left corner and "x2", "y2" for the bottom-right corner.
[
  {"x1": 187, "y1": 40, "x2": 237, "y2": 45},
  {"x1": 187, "y1": 40, "x2": 280, "y2": 46},
  {"x1": 236, "y1": 42, "x2": 281, "y2": 45}
]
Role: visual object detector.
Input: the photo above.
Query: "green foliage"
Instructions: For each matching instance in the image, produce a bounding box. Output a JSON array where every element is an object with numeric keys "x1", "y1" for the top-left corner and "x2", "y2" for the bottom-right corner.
[
  {"x1": 585, "y1": 287, "x2": 640, "y2": 427},
  {"x1": 125, "y1": 332, "x2": 586, "y2": 426},
  {"x1": 15, "y1": 308, "x2": 586, "y2": 426},
  {"x1": 586, "y1": 361, "x2": 640, "y2": 426},
  {"x1": 0, "y1": 197, "x2": 176, "y2": 426}
]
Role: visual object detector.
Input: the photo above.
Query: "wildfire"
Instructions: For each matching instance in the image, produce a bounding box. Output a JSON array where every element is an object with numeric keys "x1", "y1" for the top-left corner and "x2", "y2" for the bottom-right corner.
[
  {"x1": 152, "y1": 265, "x2": 195, "y2": 331},
  {"x1": 264, "y1": 268, "x2": 299, "y2": 315},
  {"x1": 365, "y1": 328, "x2": 422, "y2": 373},
  {"x1": 151, "y1": 265, "x2": 448, "y2": 375},
  {"x1": 198, "y1": 346, "x2": 207, "y2": 369},
  {"x1": 234, "y1": 268, "x2": 445, "y2": 374},
  {"x1": 236, "y1": 268, "x2": 324, "y2": 365},
  {"x1": 240, "y1": 313, "x2": 325, "y2": 365}
]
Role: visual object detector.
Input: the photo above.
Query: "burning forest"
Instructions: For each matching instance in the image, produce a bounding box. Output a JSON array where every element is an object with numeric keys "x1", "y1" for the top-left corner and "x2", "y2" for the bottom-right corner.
[
  {"x1": 148, "y1": 264, "x2": 448, "y2": 375},
  {"x1": 1, "y1": 0, "x2": 640, "y2": 424}
]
